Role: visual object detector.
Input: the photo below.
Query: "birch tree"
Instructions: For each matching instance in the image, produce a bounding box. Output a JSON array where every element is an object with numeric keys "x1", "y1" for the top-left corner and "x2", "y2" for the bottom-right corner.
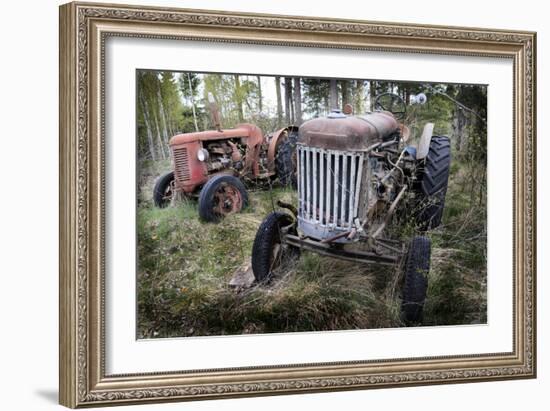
[
  {"x1": 284, "y1": 77, "x2": 292, "y2": 124},
  {"x1": 275, "y1": 76, "x2": 283, "y2": 126},
  {"x1": 293, "y1": 77, "x2": 302, "y2": 125},
  {"x1": 138, "y1": 79, "x2": 157, "y2": 161},
  {"x1": 156, "y1": 76, "x2": 170, "y2": 147},
  {"x1": 233, "y1": 75, "x2": 245, "y2": 122},
  {"x1": 257, "y1": 76, "x2": 263, "y2": 113}
]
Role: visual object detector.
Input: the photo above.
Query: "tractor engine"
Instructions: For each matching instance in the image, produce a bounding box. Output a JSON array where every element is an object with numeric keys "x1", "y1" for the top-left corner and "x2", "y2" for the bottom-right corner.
[
  {"x1": 296, "y1": 110, "x2": 401, "y2": 242},
  {"x1": 201, "y1": 140, "x2": 244, "y2": 172}
]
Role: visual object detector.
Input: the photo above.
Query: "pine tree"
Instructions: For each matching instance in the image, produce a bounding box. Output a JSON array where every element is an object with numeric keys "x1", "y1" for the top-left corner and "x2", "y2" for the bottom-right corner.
[{"x1": 329, "y1": 79, "x2": 338, "y2": 110}]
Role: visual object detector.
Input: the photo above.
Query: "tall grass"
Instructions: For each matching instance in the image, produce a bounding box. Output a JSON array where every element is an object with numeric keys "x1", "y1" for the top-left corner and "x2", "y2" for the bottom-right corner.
[{"x1": 137, "y1": 154, "x2": 486, "y2": 338}]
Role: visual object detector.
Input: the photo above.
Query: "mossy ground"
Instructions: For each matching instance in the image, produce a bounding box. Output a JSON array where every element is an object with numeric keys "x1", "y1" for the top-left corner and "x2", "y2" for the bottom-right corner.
[{"x1": 137, "y1": 158, "x2": 486, "y2": 339}]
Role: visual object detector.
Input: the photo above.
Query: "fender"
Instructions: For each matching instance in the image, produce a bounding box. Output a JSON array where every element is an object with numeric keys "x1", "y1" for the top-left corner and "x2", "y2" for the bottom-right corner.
[
  {"x1": 416, "y1": 123, "x2": 434, "y2": 160},
  {"x1": 267, "y1": 125, "x2": 299, "y2": 173}
]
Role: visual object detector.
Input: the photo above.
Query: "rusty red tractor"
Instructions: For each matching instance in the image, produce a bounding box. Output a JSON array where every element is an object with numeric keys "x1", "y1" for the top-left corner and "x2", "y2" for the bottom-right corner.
[
  {"x1": 251, "y1": 93, "x2": 451, "y2": 324},
  {"x1": 153, "y1": 97, "x2": 298, "y2": 222}
]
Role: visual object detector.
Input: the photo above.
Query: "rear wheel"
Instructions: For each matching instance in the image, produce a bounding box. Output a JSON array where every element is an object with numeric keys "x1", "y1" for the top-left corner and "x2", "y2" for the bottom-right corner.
[
  {"x1": 252, "y1": 212, "x2": 299, "y2": 283},
  {"x1": 153, "y1": 171, "x2": 175, "y2": 208},
  {"x1": 401, "y1": 236, "x2": 431, "y2": 324},
  {"x1": 198, "y1": 174, "x2": 248, "y2": 222},
  {"x1": 275, "y1": 130, "x2": 298, "y2": 188},
  {"x1": 415, "y1": 135, "x2": 451, "y2": 230}
]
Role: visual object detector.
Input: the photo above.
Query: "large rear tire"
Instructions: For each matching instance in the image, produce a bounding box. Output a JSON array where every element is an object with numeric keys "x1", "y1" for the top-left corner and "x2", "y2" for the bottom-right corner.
[
  {"x1": 275, "y1": 129, "x2": 298, "y2": 188},
  {"x1": 415, "y1": 135, "x2": 451, "y2": 230},
  {"x1": 153, "y1": 171, "x2": 175, "y2": 208},
  {"x1": 198, "y1": 174, "x2": 248, "y2": 222},
  {"x1": 251, "y1": 212, "x2": 299, "y2": 283},
  {"x1": 401, "y1": 236, "x2": 431, "y2": 324}
]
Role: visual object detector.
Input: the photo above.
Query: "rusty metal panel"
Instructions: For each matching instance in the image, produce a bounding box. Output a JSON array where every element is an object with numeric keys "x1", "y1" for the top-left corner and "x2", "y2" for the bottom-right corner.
[
  {"x1": 298, "y1": 112, "x2": 398, "y2": 151},
  {"x1": 298, "y1": 147, "x2": 306, "y2": 214},
  {"x1": 305, "y1": 147, "x2": 311, "y2": 218},
  {"x1": 173, "y1": 147, "x2": 190, "y2": 181},
  {"x1": 312, "y1": 148, "x2": 318, "y2": 222},
  {"x1": 353, "y1": 154, "x2": 364, "y2": 225},
  {"x1": 170, "y1": 142, "x2": 208, "y2": 193},
  {"x1": 319, "y1": 149, "x2": 324, "y2": 226},
  {"x1": 297, "y1": 146, "x2": 367, "y2": 242},
  {"x1": 341, "y1": 154, "x2": 348, "y2": 227},
  {"x1": 333, "y1": 152, "x2": 340, "y2": 226},
  {"x1": 348, "y1": 154, "x2": 356, "y2": 227}
]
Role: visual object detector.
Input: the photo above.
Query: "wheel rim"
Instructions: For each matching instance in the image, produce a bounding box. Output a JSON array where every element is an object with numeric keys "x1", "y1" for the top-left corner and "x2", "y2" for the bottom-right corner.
[
  {"x1": 162, "y1": 182, "x2": 173, "y2": 203},
  {"x1": 212, "y1": 183, "x2": 243, "y2": 216}
]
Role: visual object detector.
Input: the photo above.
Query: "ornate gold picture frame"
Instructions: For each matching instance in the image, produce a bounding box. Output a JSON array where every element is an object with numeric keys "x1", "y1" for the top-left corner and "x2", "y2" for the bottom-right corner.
[{"x1": 59, "y1": 1, "x2": 536, "y2": 408}]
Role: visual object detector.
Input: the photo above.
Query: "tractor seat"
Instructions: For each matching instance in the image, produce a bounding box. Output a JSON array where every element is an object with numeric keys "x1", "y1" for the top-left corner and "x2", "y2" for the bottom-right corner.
[
  {"x1": 404, "y1": 146, "x2": 417, "y2": 159},
  {"x1": 402, "y1": 123, "x2": 434, "y2": 161}
]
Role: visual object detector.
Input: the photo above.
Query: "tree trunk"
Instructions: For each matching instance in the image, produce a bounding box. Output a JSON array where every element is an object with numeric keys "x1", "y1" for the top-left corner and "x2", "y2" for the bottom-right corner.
[
  {"x1": 329, "y1": 79, "x2": 338, "y2": 111},
  {"x1": 256, "y1": 75, "x2": 263, "y2": 112},
  {"x1": 139, "y1": 91, "x2": 157, "y2": 161},
  {"x1": 234, "y1": 75, "x2": 244, "y2": 122},
  {"x1": 187, "y1": 73, "x2": 199, "y2": 132},
  {"x1": 341, "y1": 80, "x2": 350, "y2": 107},
  {"x1": 452, "y1": 106, "x2": 468, "y2": 153},
  {"x1": 354, "y1": 80, "x2": 365, "y2": 114},
  {"x1": 284, "y1": 77, "x2": 292, "y2": 124},
  {"x1": 293, "y1": 77, "x2": 302, "y2": 125},
  {"x1": 156, "y1": 79, "x2": 170, "y2": 148},
  {"x1": 151, "y1": 104, "x2": 167, "y2": 159},
  {"x1": 370, "y1": 81, "x2": 379, "y2": 110},
  {"x1": 275, "y1": 76, "x2": 283, "y2": 126}
]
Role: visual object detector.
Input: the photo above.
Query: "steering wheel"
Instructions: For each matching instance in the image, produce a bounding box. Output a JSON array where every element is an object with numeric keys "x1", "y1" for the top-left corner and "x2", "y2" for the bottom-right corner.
[{"x1": 373, "y1": 92, "x2": 407, "y2": 120}]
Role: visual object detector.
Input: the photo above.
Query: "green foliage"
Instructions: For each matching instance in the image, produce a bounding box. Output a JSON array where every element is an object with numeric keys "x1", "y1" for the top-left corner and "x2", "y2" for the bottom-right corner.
[
  {"x1": 136, "y1": 73, "x2": 488, "y2": 337},
  {"x1": 302, "y1": 78, "x2": 330, "y2": 117}
]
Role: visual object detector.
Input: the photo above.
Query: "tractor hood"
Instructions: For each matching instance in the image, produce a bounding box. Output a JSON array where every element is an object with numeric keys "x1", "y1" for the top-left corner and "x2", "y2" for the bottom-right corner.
[{"x1": 298, "y1": 111, "x2": 399, "y2": 151}]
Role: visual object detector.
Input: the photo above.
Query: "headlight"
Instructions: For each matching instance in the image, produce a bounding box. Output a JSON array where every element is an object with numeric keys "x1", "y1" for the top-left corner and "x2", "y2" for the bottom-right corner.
[{"x1": 197, "y1": 148, "x2": 209, "y2": 162}]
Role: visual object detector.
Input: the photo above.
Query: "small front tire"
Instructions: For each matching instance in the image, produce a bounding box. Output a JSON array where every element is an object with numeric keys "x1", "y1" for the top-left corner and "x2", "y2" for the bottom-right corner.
[
  {"x1": 251, "y1": 212, "x2": 299, "y2": 283},
  {"x1": 153, "y1": 171, "x2": 175, "y2": 208},
  {"x1": 401, "y1": 236, "x2": 431, "y2": 324}
]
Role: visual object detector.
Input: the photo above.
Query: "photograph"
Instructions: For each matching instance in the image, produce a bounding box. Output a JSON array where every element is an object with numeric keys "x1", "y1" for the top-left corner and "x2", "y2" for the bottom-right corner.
[
  {"x1": 136, "y1": 71, "x2": 488, "y2": 339},
  {"x1": 57, "y1": 2, "x2": 536, "y2": 407}
]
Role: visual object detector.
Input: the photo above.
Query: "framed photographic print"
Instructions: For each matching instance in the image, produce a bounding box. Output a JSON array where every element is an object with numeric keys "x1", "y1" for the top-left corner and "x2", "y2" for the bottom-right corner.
[{"x1": 59, "y1": 1, "x2": 537, "y2": 408}]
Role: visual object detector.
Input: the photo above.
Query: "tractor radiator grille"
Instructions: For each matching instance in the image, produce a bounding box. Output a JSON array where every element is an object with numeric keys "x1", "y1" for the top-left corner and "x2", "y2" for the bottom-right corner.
[
  {"x1": 297, "y1": 145, "x2": 364, "y2": 234},
  {"x1": 173, "y1": 147, "x2": 191, "y2": 182}
]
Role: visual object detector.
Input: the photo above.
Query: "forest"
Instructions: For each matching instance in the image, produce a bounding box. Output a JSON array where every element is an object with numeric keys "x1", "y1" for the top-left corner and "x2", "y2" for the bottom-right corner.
[{"x1": 136, "y1": 70, "x2": 488, "y2": 338}]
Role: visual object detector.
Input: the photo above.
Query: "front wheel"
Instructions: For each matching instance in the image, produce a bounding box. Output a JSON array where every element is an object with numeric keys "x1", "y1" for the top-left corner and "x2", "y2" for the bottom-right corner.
[
  {"x1": 401, "y1": 236, "x2": 431, "y2": 324},
  {"x1": 251, "y1": 212, "x2": 299, "y2": 283},
  {"x1": 198, "y1": 174, "x2": 248, "y2": 222},
  {"x1": 153, "y1": 171, "x2": 175, "y2": 208}
]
